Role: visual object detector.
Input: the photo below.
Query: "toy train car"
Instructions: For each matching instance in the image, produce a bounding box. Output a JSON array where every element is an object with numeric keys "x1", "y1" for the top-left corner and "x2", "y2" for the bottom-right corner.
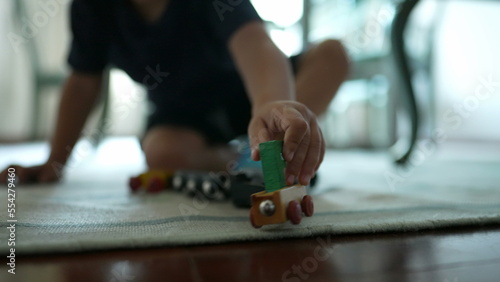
[
  {"x1": 249, "y1": 140, "x2": 315, "y2": 228},
  {"x1": 171, "y1": 171, "x2": 231, "y2": 200},
  {"x1": 128, "y1": 170, "x2": 174, "y2": 193},
  {"x1": 129, "y1": 169, "x2": 233, "y2": 199},
  {"x1": 250, "y1": 185, "x2": 314, "y2": 228}
]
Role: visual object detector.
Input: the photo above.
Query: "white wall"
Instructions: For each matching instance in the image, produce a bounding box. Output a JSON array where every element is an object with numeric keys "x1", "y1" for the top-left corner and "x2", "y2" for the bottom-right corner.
[
  {"x1": 434, "y1": 2, "x2": 500, "y2": 141},
  {"x1": 0, "y1": 0, "x2": 72, "y2": 141},
  {"x1": 0, "y1": 0, "x2": 32, "y2": 141},
  {"x1": 0, "y1": 0, "x2": 147, "y2": 142}
]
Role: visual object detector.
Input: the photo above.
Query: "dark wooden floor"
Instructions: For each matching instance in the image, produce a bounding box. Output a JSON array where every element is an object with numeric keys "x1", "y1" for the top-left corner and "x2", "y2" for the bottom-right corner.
[{"x1": 2, "y1": 225, "x2": 500, "y2": 282}]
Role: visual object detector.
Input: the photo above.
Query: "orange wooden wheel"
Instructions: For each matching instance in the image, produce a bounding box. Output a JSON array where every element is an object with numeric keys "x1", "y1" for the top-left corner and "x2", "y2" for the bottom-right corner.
[
  {"x1": 287, "y1": 200, "x2": 302, "y2": 225},
  {"x1": 301, "y1": 195, "x2": 314, "y2": 217},
  {"x1": 250, "y1": 207, "x2": 262, "y2": 229}
]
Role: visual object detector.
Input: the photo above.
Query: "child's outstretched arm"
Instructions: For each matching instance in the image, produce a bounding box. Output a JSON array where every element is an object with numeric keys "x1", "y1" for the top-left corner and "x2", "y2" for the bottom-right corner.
[
  {"x1": 229, "y1": 21, "x2": 325, "y2": 186},
  {"x1": 0, "y1": 71, "x2": 103, "y2": 184}
]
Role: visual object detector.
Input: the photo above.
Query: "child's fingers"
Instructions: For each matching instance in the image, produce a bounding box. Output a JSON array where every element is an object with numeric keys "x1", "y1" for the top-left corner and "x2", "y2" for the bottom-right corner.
[
  {"x1": 284, "y1": 122, "x2": 311, "y2": 185},
  {"x1": 14, "y1": 166, "x2": 31, "y2": 184},
  {"x1": 248, "y1": 101, "x2": 327, "y2": 181},
  {"x1": 282, "y1": 112, "x2": 308, "y2": 163},
  {"x1": 1, "y1": 165, "x2": 23, "y2": 185},
  {"x1": 12, "y1": 165, "x2": 41, "y2": 184},
  {"x1": 298, "y1": 123, "x2": 322, "y2": 185},
  {"x1": 315, "y1": 128, "x2": 326, "y2": 172},
  {"x1": 248, "y1": 118, "x2": 271, "y2": 161},
  {"x1": 1, "y1": 164, "x2": 60, "y2": 186}
]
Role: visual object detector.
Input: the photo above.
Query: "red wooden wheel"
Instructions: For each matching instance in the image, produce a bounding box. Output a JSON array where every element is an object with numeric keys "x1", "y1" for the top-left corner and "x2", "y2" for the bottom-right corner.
[
  {"x1": 250, "y1": 207, "x2": 262, "y2": 229},
  {"x1": 301, "y1": 195, "x2": 314, "y2": 217},
  {"x1": 287, "y1": 200, "x2": 302, "y2": 225},
  {"x1": 148, "y1": 177, "x2": 164, "y2": 193},
  {"x1": 129, "y1": 176, "x2": 141, "y2": 192}
]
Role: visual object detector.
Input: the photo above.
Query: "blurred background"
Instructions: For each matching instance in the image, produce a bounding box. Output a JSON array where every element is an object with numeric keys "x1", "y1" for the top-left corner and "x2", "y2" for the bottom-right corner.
[{"x1": 1, "y1": 0, "x2": 499, "y2": 149}]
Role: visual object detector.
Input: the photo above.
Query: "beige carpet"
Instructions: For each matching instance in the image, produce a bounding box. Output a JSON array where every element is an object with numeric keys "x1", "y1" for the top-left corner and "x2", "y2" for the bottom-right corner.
[{"x1": 1, "y1": 138, "x2": 499, "y2": 255}]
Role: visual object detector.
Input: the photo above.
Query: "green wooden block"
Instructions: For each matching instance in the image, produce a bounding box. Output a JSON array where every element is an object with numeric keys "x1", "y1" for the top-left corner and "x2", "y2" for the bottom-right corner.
[{"x1": 259, "y1": 140, "x2": 286, "y2": 192}]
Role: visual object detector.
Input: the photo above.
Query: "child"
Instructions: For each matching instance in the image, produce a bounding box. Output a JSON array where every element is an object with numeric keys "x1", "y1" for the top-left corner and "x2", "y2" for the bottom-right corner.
[{"x1": 1, "y1": 0, "x2": 348, "y2": 186}]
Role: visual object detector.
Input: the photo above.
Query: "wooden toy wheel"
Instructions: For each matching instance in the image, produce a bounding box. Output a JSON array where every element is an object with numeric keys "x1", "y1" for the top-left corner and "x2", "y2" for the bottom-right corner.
[
  {"x1": 172, "y1": 174, "x2": 185, "y2": 191},
  {"x1": 148, "y1": 177, "x2": 164, "y2": 193},
  {"x1": 184, "y1": 175, "x2": 199, "y2": 197},
  {"x1": 287, "y1": 200, "x2": 302, "y2": 225},
  {"x1": 301, "y1": 195, "x2": 314, "y2": 217},
  {"x1": 129, "y1": 176, "x2": 141, "y2": 192},
  {"x1": 250, "y1": 207, "x2": 262, "y2": 229}
]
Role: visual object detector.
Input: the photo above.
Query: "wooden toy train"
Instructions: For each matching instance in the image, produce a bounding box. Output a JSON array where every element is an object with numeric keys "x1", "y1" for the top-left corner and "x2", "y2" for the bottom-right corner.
[
  {"x1": 249, "y1": 140, "x2": 314, "y2": 228},
  {"x1": 128, "y1": 140, "x2": 314, "y2": 228},
  {"x1": 128, "y1": 169, "x2": 231, "y2": 200}
]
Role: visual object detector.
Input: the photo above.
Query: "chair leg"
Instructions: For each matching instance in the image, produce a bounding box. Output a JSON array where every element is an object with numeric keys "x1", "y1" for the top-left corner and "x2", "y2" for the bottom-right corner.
[
  {"x1": 390, "y1": 0, "x2": 420, "y2": 165},
  {"x1": 31, "y1": 80, "x2": 41, "y2": 141}
]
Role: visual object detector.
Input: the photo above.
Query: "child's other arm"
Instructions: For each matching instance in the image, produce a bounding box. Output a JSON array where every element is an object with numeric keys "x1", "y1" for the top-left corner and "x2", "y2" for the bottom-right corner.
[
  {"x1": 47, "y1": 71, "x2": 104, "y2": 168},
  {"x1": 0, "y1": 71, "x2": 103, "y2": 184}
]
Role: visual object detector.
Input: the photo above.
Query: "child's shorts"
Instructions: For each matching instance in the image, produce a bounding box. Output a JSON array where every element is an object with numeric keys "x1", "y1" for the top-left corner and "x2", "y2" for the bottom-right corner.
[{"x1": 145, "y1": 54, "x2": 302, "y2": 145}]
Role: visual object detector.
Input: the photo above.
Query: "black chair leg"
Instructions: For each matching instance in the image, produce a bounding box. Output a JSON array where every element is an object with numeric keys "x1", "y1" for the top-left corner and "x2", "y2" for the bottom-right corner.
[{"x1": 391, "y1": 0, "x2": 420, "y2": 165}]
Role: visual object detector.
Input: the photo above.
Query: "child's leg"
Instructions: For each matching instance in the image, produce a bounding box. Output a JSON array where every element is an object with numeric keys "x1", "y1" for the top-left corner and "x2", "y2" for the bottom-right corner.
[
  {"x1": 294, "y1": 39, "x2": 350, "y2": 116},
  {"x1": 141, "y1": 126, "x2": 237, "y2": 172}
]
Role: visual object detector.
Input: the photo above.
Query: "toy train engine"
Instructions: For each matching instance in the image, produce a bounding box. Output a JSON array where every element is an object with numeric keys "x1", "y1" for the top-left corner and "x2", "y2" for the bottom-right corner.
[
  {"x1": 171, "y1": 171, "x2": 231, "y2": 200},
  {"x1": 249, "y1": 140, "x2": 314, "y2": 228},
  {"x1": 250, "y1": 185, "x2": 313, "y2": 228}
]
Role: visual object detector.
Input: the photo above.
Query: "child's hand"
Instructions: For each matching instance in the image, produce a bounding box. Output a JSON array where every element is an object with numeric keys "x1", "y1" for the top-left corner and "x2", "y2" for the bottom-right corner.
[
  {"x1": 248, "y1": 101, "x2": 325, "y2": 186},
  {"x1": 0, "y1": 163, "x2": 61, "y2": 185}
]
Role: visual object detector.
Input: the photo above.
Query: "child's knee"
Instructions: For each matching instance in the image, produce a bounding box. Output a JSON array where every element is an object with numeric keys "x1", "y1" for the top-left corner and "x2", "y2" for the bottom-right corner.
[
  {"x1": 142, "y1": 126, "x2": 206, "y2": 170},
  {"x1": 315, "y1": 39, "x2": 350, "y2": 75},
  {"x1": 144, "y1": 145, "x2": 188, "y2": 170}
]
